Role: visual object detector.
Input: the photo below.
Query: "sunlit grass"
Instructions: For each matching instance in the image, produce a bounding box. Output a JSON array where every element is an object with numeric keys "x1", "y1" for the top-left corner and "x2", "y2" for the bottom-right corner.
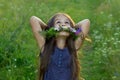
[{"x1": 0, "y1": 0, "x2": 120, "y2": 80}]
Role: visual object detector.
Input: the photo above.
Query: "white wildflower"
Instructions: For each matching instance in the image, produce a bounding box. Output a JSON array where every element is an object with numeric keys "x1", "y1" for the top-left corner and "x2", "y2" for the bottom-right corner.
[
  {"x1": 62, "y1": 26, "x2": 69, "y2": 29},
  {"x1": 100, "y1": 11, "x2": 104, "y2": 14},
  {"x1": 14, "y1": 58, "x2": 17, "y2": 61},
  {"x1": 14, "y1": 65, "x2": 17, "y2": 68},
  {"x1": 69, "y1": 27, "x2": 76, "y2": 32},
  {"x1": 8, "y1": 69, "x2": 11, "y2": 72},
  {"x1": 108, "y1": 14, "x2": 113, "y2": 17},
  {"x1": 54, "y1": 27, "x2": 60, "y2": 31}
]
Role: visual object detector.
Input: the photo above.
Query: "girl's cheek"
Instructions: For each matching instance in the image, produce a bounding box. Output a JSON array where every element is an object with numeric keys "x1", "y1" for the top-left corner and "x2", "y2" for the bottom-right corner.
[
  {"x1": 67, "y1": 25, "x2": 71, "y2": 28},
  {"x1": 54, "y1": 25, "x2": 59, "y2": 28},
  {"x1": 54, "y1": 24, "x2": 57, "y2": 27}
]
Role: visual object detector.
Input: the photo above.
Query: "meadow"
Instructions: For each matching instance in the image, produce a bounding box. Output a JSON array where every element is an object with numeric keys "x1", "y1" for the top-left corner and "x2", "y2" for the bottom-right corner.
[{"x1": 0, "y1": 0, "x2": 120, "y2": 80}]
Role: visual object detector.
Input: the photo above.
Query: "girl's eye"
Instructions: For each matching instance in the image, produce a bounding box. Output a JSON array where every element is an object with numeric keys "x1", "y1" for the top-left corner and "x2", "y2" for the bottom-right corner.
[
  {"x1": 56, "y1": 21, "x2": 60, "y2": 24},
  {"x1": 65, "y1": 22, "x2": 69, "y2": 24}
]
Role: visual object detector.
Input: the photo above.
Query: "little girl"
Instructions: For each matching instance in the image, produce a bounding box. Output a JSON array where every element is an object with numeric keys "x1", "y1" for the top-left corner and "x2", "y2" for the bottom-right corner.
[{"x1": 30, "y1": 13, "x2": 90, "y2": 80}]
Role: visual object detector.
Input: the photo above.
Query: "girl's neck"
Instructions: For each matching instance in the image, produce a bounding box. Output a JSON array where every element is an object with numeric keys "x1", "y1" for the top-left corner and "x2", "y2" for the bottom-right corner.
[{"x1": 56, "y1": 36, "x2": 67, "y2": 49}]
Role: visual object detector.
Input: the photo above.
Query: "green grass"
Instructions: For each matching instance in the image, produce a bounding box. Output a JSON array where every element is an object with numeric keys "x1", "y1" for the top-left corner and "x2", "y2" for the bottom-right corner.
[{"x1": 0, "y1": 0, "x2": 120, "y2": 80}]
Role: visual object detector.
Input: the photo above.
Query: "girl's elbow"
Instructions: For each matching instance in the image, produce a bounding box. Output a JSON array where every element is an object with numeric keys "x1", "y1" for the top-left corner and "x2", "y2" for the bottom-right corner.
[
  {"x1": 30, "y1": 16, "x2": 36, "y2": 23},
  {"x1": 85, "y1": 19, "x2": 90, "y2": 24},
  {"x1": 29, "y1": 16, "x2": 38, "y2": 28},
  {"x1": 84, "y1": 19, "x2": 90, "y2": 27}
]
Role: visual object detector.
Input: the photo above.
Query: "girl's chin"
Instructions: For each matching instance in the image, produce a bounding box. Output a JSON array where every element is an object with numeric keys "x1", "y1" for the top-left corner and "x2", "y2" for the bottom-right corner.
[{"x1": 58, "y1": 31, "x2": 70, "y2": 37}]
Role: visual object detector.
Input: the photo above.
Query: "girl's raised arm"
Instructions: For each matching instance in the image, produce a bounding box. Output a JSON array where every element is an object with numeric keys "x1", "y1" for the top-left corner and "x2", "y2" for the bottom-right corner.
[
  {"x1": 30, "y1": 16, "x2": 47, "y2": 49},
  {"x1": 75, "y1": 19, "x2": 90, "y2": 50}
]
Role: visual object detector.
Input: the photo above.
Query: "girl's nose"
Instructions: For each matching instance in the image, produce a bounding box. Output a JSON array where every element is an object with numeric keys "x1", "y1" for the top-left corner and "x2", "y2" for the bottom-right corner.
[
  {"x1": 61, "y1": 23, "x2": 66, "y2": 26},
  {"x1": 61, "y1": 24, "x2": 65, "y2": 26}
]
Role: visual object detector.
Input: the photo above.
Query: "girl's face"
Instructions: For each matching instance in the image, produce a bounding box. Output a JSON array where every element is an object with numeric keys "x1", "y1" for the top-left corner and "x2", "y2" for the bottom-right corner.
[
  {"x1": 54, "y1": 15, "x2": 71, "y2": 37},
  {"x1": 54, "y1": 15, "x2": 71, "y2": 28}
]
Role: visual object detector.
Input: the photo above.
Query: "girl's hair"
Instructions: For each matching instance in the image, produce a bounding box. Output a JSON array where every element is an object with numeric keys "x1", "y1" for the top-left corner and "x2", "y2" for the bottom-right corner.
[{"x1": 39, "y1": 13, "x2": 80, "y2": 80}]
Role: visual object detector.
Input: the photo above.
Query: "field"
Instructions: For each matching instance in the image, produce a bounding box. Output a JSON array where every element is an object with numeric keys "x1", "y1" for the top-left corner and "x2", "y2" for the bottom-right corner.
[{"x1": 0, "y1": 0, "x2": 120, "y2": 80}]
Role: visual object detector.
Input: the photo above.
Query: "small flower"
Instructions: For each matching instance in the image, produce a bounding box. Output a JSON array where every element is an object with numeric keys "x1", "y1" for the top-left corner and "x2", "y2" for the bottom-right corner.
[
  {"x1": 14, "y1": 65, "x2": 17, "y2": 68},
  {"x1": 8, "y1": 69, "x2": 11, "y2": 72},
  {"x1": 14, "y1": 58, "x2": 17, "y2": 61},
  {"x1": 61, "y1": 26, "x2": 68, "y2": 29},
  {"x1": 40, "y1": 26, "x2": 81, "y2": 40},
  {"x1": 75, "y1": 28, "x2": 82, "y2": 35},
  {"x1": 69, "y1": 27, "x2": 76, "y2": 32},
  {"x1": 54, "y1": 27, "x2": 60, "y2": 31}
]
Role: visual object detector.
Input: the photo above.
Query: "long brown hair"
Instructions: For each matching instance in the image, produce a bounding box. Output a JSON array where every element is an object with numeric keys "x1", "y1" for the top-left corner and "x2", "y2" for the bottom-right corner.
[{"x1": 39, "y1": 13, "x2": 80, "y2": 80}]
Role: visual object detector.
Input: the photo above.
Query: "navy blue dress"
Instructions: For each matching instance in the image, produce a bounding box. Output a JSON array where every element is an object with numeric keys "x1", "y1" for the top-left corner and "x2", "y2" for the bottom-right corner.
[{"x1": 41, "y1": 46, "x2": 72, "y2": 80}]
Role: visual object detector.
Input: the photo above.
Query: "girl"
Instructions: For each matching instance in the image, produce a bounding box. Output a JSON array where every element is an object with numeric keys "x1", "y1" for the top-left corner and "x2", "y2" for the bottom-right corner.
[{"x1": 30, "y1": 13, "x2": 90, "y2": 80}]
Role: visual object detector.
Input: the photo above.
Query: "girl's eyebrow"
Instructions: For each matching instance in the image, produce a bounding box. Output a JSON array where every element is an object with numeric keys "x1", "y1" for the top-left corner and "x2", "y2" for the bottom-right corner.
[
  {"x1": 65, "y1": 19, "x2": 70, "y2": 22},
  {"x1": 55, "y1": 19, "x2": 60, "y2": 21}
]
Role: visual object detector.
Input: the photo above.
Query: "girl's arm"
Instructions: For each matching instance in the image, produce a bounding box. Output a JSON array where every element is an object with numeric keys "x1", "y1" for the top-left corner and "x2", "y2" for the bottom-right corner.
[
  {"x1": 74, "y1": 19, "x2": 90, "y2": 50},
  {"x1": 30, "y1": 16, "x2": 47, "y2": 49}
]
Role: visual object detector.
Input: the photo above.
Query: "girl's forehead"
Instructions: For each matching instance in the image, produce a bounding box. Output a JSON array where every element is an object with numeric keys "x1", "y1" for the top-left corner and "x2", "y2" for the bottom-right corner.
[{"x1": 55, "y1": 15, "x2": 69, "y2": 20}]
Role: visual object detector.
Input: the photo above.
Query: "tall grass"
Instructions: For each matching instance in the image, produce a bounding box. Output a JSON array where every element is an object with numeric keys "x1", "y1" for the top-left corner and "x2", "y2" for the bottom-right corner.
[{"x1": 0, "y1": 0, "x2": 120, "y2": 80}]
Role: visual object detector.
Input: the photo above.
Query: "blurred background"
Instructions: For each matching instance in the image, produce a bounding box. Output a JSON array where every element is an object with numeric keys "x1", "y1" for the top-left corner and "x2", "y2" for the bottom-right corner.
[{"x1": 0, "y1": 0, "x2": 120, "y2": 80}]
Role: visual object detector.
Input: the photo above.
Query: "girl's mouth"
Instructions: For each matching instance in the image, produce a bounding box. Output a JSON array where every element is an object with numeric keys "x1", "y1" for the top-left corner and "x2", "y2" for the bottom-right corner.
[{"x1": 54, "y1": 26, "x2": 79, "y2": 33}]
